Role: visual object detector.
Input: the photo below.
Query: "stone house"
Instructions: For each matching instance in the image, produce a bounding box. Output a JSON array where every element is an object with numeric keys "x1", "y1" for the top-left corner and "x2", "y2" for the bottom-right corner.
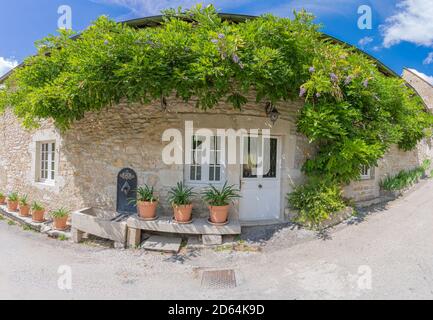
[{"x1": 0, "y1": 15, "x2": 432, "y2": 226}]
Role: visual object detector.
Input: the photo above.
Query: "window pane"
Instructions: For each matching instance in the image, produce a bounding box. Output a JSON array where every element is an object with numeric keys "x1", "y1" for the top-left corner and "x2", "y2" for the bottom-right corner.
[
  {"x1": 190, "y1": 166, "x2": 196, "y2": 181},
  {"x1": 243, "y1": 137, "x2": 258, "y2": 178},
  {"x1": 209, "y1": 166, "x2": 214, "y2": 181},
  {"x1": 196, "y1": 166, "x2": 201, "y2": 180},
  {"x1": 215, "y1": 166, "x2": 221, "y2": 181},
  {"x1": 263, "y1": 138, "x2": 277, "y2": 178},
  {"x1": 51, "y1": 143, "x2": 55, "y2": 180}
]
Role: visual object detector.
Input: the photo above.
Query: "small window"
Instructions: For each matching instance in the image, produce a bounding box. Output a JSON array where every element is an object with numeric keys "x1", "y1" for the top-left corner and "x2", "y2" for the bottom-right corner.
[
  {"x1": 38, "y1": 142, "x2": 56, "y2": 183},
  {"x1": 187, "y1": 135, "x2": 224, "y2": 184},
  {"x1": 360, "y1": 165, "x2": 372, "y2": 180}
]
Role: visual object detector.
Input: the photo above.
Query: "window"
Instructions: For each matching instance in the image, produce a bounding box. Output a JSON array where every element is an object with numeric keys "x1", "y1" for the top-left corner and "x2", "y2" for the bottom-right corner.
[
  {"x1": 38, "y1": 142, "x2": 56, "y2": 183},
  {"x1": 242, "y1": 136, "x2": 277, "y2": 179},
  {"x1": 360, "y1": 165, "x2": 372, "y2": 180},
  {"x1": 187, "y1": 135, "x2": 224, "y2": 184}
]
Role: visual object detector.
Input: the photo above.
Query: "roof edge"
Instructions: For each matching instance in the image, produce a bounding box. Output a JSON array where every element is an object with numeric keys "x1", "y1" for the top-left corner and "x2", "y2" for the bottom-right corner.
[{"x1": 1, "y1": 12, "x2": 398, "y2": 83}]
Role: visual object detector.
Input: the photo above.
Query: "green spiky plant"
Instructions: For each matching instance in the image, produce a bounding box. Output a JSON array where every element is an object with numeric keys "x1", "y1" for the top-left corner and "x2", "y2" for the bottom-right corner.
[
  {"x1": 19, "y1": 194, "x2": 29, "y2": 206},
  {"x1": 31, "y1": 201, "x2": 44, "y2": 211},
  {"x1": 51, "y1": 208, "x2": 70, "y2": 218},
  {"x1": 7, "y1": 192, "x2": 19, "y2": 202},
  {"x1": 202, "y1": 182, "x2": 241, "y2": 207},
  {"x1": 168, "y1": 182, "x2": 196, "y2": 206},
  {"x1": 135, "y1": 185, "x2": 158, "y2": 203}
]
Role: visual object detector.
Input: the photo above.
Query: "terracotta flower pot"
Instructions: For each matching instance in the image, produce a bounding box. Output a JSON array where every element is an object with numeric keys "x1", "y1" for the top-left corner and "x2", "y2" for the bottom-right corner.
[
  {"x1": 173, "y1": 204, "x2": 193, "y2": 223},
  {"x1": 53, "y1": 216, "x2": 69, "y2": 231},
  {"x1": 7, "y1": 200, "x2": 19, "y2": 212},
  {"x1": 0, "y1": 197, "x2": 5, "y2": 205},
  {"x1": 32, "y1": 209, "x2": 45, "y2": 223},
  {"x1": 19, "y1": 205, "x2": 30, "y2": 217},
  {"x1": 137, "y1": 201, "x2": 158, "y2": 219},
  {"x1": 209, "y1": 205, "x2": 230, "y2": 224}
]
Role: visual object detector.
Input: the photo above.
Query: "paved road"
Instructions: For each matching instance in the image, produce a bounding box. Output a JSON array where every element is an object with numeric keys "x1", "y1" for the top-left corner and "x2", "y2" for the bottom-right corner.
[{"x1": 1, "y1": 180, "x2": 433, "y2": 300}]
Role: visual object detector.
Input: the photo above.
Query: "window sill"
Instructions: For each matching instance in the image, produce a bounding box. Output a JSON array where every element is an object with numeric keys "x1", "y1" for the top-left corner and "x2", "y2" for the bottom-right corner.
[
  {"x1": 35, "y1": 181, "x2": 56, "y2": 187},
  {"x1": 185, "y1": 181, "x2": 226, "y2": 188}
]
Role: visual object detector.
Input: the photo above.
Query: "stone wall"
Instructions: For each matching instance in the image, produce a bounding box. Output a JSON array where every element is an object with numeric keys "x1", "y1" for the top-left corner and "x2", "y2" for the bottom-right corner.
[
  {"x1": 402, "y1": 68, "x2": 433, "y2": 110},
  {"x1": 1, "y1": 85, "x2": 431, "y2": 219},
  {"x1": 0, "y1": 96, "x2": 313, "y2": 220},
  {"x1": 343, "y1": 145, "x2": 420, "y2": 202}
]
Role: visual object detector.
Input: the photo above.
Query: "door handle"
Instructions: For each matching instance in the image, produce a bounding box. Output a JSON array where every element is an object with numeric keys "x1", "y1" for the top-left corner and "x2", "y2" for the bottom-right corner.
[{"x1": 258, "y1": 184, "x2": 263, "y2": 189}]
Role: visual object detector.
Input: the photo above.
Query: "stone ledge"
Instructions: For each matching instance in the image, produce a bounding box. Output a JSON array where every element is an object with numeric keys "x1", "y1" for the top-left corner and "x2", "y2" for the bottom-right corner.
[
  {"x1": 0, "y1": 205, "x2": 71, "y2": 239},
  {"x1": 126, "y1": 216, "x2": 241, "y2": 235}
]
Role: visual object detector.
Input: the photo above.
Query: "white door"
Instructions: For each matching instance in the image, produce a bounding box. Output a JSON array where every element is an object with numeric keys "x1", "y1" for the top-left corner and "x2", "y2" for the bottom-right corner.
[{"x1": 239, "y1": 135, "x2": 281, "y2": 221}]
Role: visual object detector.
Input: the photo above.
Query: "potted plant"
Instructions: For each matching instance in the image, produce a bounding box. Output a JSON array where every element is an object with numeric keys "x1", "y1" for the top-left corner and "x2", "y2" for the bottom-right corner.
[
  {"x1": 0, "y1": 192, "x2": 5, "y2": 205},
  {"x1": 18, "y1": 195, "x2": 30, "y2": 217},
  {"x1": 51, "y1": 208, "x2": 70, "y2": 231},
  {"x1": 31, "y1": 201, "x2": 46, "y2": 223},
  {"x1": 134, "y1": 185, "x2": 158, "y2": 220},
  {"x1": 168, "y1": 182, "x2": 196, "y2": 223},
  {"x1": 7, "y1": 192, "x2": 19, "y2": 212},
  {"x1": 202, "y1": 182, "x2": 241, "y2": 224}
]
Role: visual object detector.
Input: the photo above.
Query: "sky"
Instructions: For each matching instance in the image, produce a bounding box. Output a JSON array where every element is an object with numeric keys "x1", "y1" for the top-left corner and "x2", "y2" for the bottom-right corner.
[{"x1": 1, "y1": 0, "x2": 433, "y2": 84}]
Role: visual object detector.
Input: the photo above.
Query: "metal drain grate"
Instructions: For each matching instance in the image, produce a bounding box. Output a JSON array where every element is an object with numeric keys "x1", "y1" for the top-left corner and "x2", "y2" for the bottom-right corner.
[{"x1": 201, "y1": 269, "x2": 237, "y2": 289}]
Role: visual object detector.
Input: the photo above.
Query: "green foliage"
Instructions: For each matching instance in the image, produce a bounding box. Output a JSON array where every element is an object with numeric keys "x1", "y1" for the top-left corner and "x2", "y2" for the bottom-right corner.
[
  {"x1": 51, "y1": 208, "x2": 70, "y2": 218},
  {"x1": 58, "y1": 234, "x2": 68, "y2": 241},
  {"x1": 0, "y1": 4, "x2": 431, "y2": 225},
  {"x1": 7, "y1": 192, "x2": 19, "y2": 202},
  {"x1": 0, "y1": 192, "x2": 5, "y2": 199},
  {"x1": 202, "y1": 182, "x2": 240, "y2": 207},
  {"x1": 19, "y1": 194, "x2": 29, "y2": 206},
  {"x1": 287, "y1": 179, "x2": 346, "y2": 228},
  {"x1": 31, "y1": 201, "x2": 44, "y2": 211},
  {"x1": 168, "y1": 182, "x2": 196, "y2": 206},
  {"x1": 421, "y1": 159, "x2": 431, "y2": 171},
  {"x1": 380, "y1": 162, "x2": 430, "y2": 192},
  {"x1": 135, "y1": 185, "x2": 157, "y2": 203}
]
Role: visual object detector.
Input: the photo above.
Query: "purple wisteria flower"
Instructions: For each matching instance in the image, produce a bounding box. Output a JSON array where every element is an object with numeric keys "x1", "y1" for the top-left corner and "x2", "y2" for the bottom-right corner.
[
  {"x1": 299, "y1": 87, "x2": 307, "y2": 97},
  {"x1": 218, "y1": 33, "x2": 225, "y2": 39},
  {"x1": 330, "y1": 73, "x2": 338, "y2": 83},
  {"x1": 103, "y1": 40, "x2": 109, "y2": 45},
  {"x1": 232, "y1": 54, "x2": 240, "y2": 64},
  {"x1": 309, "y1": 66, "x2": 315, "y2": 73},
  {"x1": 344, "y1": 76, "x2": 353, "y2": 85},
  {"x1": 316, "y1": 92, "x2": 321, "y2": 98},
  {"x1": 363, "y1": 79, "x2": 369, "y2": 88},
  {"x1": 211, "y1": 39, "x2": 219, "y2": 44}
]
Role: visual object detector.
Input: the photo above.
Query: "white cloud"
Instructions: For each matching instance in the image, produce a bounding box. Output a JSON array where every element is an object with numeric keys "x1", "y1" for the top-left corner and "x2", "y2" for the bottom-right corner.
[
  {"x1": 423, "y1": 52, "x2": 433, "y2": 65},
  {"x1": 408, "y1": 68, "x2": 433, "y2": 85},
  {"x1": 358, "y1": 36, "x2": 373, "y2": 48},
  {"x1": 0, "y1": 57, "x2": 18, "y2": 77},
  {"x1": 381, "y1": 0, "x2": 433, "y2": 48}
]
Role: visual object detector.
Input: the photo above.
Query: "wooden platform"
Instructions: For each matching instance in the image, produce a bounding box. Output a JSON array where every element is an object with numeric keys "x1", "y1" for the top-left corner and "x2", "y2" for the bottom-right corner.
[{"x1": 126, "y1": 216, "x2": 241, "y2": 248}]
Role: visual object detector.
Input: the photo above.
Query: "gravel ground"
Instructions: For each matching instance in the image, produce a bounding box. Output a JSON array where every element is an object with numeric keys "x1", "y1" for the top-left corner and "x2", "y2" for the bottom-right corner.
[{"x1": 1, "y1": 179, "x2": 433, "y2": 299}]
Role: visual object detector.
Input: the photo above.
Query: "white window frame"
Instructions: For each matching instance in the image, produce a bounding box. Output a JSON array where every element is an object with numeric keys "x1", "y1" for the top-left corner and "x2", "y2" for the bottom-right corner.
[
  {"x1": 360, "y1": 165, "x2": 373, "y2": 180},
  {"x1": 37, "y1": 141, "x2": 56, "y2": 184},
  {"x1": 185, "y1": 135, "x2": 226, "y2": 185}
]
